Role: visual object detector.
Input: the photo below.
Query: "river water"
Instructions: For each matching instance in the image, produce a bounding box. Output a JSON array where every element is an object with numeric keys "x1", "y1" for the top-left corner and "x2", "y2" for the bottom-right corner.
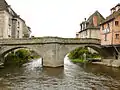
[{"x1": 0, "y1": 57, "x2": 120, "y2": 90}]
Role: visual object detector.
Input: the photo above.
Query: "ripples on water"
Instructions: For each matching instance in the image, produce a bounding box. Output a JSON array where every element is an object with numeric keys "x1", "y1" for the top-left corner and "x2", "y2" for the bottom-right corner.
[{"x1": 0, "y1": 57, "x2": 120, "y2": 90}]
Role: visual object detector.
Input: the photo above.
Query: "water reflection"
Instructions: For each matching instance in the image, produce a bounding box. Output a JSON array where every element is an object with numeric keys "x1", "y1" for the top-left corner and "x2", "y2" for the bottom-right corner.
[
  {"x1": 43, "y1": 67, "x2": 64, "y2": 77},
  {"x1": 0, "y1": 57, "x2": 120, "y2": 90}
]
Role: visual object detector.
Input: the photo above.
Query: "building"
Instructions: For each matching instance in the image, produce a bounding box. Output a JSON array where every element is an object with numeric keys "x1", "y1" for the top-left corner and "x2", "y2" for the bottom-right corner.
[
  {"x1": 23, "y1": 25, "x2": 31, "y2": 38},
  {"x1": 0, "y1": 0, "x2": 31, "y2": 39},
  {"x1": 100, "y1": 4, "x2": 120, "y2": 46},
  {"x1": 76, "y1": 11, "x2": 105, "y2": 39}
]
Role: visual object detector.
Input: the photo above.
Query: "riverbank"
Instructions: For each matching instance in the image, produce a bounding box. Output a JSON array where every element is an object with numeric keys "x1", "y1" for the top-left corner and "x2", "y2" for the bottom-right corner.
[
  {"x1": 70, "y1": 59, "x2": 87, "y2": 63},
  {"x1": 3, "y1": 49, "x2": 40, "y2": 67},
  {"x1": 70, "y1": 58, "x2": 120, "y2": 68},
  {"x1": 92, "y1": 59, "x2": 120, "y2": 68}
]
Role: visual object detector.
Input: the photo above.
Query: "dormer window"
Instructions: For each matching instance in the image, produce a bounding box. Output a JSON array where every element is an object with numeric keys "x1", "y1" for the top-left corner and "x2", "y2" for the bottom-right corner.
[{"x1": 115, "y1": 21, "x2": 119, "y2": 26}]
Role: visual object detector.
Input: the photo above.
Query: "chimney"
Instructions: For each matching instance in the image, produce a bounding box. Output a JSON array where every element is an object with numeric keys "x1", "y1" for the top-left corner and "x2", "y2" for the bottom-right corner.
[
  {"x1": 111, "y1": 7, "x2": 115, "y2": 14},
  {"x1": 115, "y1": 3, "x2": 120, "y2": 11},
  {"x1": 93, "y1": 16, "x2": 98, "y2": 27}
]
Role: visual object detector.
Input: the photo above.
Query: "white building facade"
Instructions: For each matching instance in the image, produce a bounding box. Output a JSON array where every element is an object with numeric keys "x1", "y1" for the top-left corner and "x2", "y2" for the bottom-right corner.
[{"x1": 0, "y1": 0, "x2": 31, "y2": 39}]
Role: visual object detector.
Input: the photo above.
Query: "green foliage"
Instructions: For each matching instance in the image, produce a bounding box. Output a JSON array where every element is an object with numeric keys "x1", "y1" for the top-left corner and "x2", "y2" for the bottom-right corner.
[
  {"x1": 68, "y1": 47, "x2": 90, "y2": 59},
  {"x1": 15, "y1": 49, "x2": 31, "y2": 60},
  {"x1": 4, "y1": 49, "x2": 40, "y2": 66},
  {"x1": 71, "y1": 59, "x2": 87, "y2": 63},
  {"x1": 68, "y1": 47, "x2": 101, "y2": 62}
]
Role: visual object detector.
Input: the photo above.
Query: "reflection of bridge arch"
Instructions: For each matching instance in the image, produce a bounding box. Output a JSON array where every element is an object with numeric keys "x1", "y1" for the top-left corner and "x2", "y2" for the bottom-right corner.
[{"x1": 0, "y1": 37, "x2": 113, "y2": 67}]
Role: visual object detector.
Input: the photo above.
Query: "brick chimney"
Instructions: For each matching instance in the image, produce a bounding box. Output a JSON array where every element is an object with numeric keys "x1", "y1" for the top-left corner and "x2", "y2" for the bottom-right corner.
[{"x1": 93, "y1": 16, "x2": 98, "y2": 27}]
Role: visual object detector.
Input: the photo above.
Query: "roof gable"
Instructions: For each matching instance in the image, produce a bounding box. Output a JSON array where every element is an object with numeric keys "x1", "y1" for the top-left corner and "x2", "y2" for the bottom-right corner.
[
  {"x1": 87, "y1": 11, "x2": 105, "y2": 28},
  {"x1": 0, "y1": 0, "x2": 8, "y2": 11}
]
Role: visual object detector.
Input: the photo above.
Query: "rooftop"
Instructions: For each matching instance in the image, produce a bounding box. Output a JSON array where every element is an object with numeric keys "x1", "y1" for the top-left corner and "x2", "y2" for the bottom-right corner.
[
  {"x1": 0, "y1": 0, "x2": 8, "y2": 11},
  {"x1": 87, "y1": 10, "x2": 105, "y2": 28},
  {"x1": 101, "y1": 8, "x2": 120, "y2": 25}
]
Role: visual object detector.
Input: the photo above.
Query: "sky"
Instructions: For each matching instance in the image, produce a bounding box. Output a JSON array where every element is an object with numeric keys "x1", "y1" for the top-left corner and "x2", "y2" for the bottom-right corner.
[{"x1": 6, "y1": 0, "x2": 120, "y2": 38}]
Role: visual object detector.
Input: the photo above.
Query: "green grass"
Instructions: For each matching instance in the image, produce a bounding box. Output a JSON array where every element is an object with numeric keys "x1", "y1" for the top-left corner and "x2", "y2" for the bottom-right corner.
[{"x1": 70, "y1": 59, "x2": 88, "y2": 63}]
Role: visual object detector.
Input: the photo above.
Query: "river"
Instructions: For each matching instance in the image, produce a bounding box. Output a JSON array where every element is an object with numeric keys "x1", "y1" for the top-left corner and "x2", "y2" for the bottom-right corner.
[{"x1": 0, "y1": 57, "x2": 120, "y2": 90}]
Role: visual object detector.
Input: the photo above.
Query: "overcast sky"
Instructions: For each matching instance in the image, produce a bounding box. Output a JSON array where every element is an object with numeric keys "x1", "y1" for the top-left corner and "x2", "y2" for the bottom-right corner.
[{"x1": 6, "y1": 0, "x2": 120, "y2": 38}]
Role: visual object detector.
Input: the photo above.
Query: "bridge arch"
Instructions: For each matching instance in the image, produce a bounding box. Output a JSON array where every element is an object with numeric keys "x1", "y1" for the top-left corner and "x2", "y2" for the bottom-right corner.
[
  {"x1": 58, "y1": 44, "x2": 111, "y2": 63},
  {"x1": 0, "y1": 45, "x2": 45, "y2": 64},
  {"x1": 1, "y1": 46, "x2": 42, "y2": 57}
]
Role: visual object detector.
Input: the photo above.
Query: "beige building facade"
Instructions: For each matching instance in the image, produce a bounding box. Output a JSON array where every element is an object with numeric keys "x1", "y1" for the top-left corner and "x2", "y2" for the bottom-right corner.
[{"x1": 0, "y1": 0, "x2": 31, "y2": 39}]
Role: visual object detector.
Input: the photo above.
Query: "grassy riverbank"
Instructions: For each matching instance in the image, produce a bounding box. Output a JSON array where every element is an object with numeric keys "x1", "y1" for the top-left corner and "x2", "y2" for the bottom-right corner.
[
  {"x1": 70, "y1": 59, "x2": 88, "y2": 63},
  {"x1": 68, "y1": 47, "x2": 101, "y2": 63}
]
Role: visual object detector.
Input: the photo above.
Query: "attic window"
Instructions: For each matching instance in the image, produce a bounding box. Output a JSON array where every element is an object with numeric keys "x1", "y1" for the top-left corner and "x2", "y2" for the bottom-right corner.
[{"x1": 115, "y1": 21, "x2": 119, "y2": 26}]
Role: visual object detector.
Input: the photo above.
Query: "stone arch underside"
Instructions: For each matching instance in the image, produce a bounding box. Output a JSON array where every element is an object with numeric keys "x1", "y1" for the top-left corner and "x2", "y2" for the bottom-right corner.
[
  {"x1": 59, "y1": 44, "x2": 112, "y2": 59},
  {"x1": 0, "y1": 45, "x2": 45, "y2": 60}
]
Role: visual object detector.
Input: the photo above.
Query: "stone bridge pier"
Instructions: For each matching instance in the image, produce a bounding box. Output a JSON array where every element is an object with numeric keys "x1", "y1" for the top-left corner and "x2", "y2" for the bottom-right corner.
[{"x1": 40, "y1": 44, "x2": 66, "y2": 67}]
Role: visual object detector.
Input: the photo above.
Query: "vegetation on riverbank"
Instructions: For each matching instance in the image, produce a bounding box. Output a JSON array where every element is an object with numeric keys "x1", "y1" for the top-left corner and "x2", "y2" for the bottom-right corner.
[
  {"x1": 4, "y1": 49, "x2": 40, "y2": 66},
  {"x1": 70, "y1": 59, "x2": 87, "y2": 63},
  {"x1": 68, "y1": 47, "x2": 101, "y2": 63}
]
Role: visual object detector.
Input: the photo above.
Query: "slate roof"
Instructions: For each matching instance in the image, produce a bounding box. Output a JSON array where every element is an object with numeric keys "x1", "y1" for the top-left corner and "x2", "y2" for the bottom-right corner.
[
  {"x1": 0, "y1": 0, "x2": 8, "y2": 11},
  {"x1": 0, "y1": 0, "x2": 18, "y2": 17},
  {"x1": 79, "y1": 11, "x2": 105, "y2": 33}
]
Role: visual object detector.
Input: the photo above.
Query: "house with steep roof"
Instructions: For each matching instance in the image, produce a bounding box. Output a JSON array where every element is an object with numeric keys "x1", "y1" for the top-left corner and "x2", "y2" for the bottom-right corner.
[
  {"x1": 0, "y1": 0, "x2": 31, "y2": 39},
  {"x1": 100, "y1": 3, "x2": 120, "y2": 46},
  {"x1": 76, "y1": 11, "x2": 105, "y2": 39}
]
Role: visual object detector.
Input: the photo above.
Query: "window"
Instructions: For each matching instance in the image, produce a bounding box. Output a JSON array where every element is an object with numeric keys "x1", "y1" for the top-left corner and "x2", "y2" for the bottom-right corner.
[
  {"x1": 17, "y1": 21, "x2": 20, "y2": 28},
  {"x1": 85, "y1": 30, "x2": 87, "y2": 36},
  {"x1": 104, "y1": 34, "x2": 107, "y2": 41},
  {"x1": 8, "y1": 18, "x2": 12, "y2": 26},
  {"x1": 102, "y1": 25, "x2": 104, "y2": 30},
  {"x1": 115, "y1": 34, "x2": 119, "y2": 39},
  {"x1": 115, "y1": 21, "x2": 119, "y2": 26},
  {"x1": 80, "y1": 24, "x2": 82, "y2": 30},
  {"x1": 8, "y1": 24, "x2": 11, "y2": 37},
  {"x1": 108, "y1": 23, "x2": 110, "y2": 29},
  {"x1": 17, "y1": 30, "x2": 19, "y2": 38}
]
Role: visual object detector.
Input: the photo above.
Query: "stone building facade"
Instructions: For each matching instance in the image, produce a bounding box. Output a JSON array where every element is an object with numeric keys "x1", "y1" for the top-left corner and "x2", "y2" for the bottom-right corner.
[
  {"x1": 0, "y1": 0, "x2": 31, "y2": 39},
  {"x1": 76, "y1": 11, "x2": 105, "y2": 39}
]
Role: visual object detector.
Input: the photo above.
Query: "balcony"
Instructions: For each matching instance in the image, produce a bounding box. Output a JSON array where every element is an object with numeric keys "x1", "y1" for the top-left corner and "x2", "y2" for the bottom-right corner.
[{"x1": 102, "y1": 28, "x2": 110, "y2": 34}]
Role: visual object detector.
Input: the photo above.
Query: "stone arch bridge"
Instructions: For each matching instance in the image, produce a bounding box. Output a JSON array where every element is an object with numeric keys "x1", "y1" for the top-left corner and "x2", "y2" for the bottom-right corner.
[{"x1": 0, "y1": 37, "x2": 113, "y2": 67}]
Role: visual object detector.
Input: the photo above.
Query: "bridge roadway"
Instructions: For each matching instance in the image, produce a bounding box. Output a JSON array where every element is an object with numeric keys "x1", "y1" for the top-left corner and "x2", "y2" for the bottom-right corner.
[{"x1": 0, "y1": 37, "x2": 104, "y2": 67}]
